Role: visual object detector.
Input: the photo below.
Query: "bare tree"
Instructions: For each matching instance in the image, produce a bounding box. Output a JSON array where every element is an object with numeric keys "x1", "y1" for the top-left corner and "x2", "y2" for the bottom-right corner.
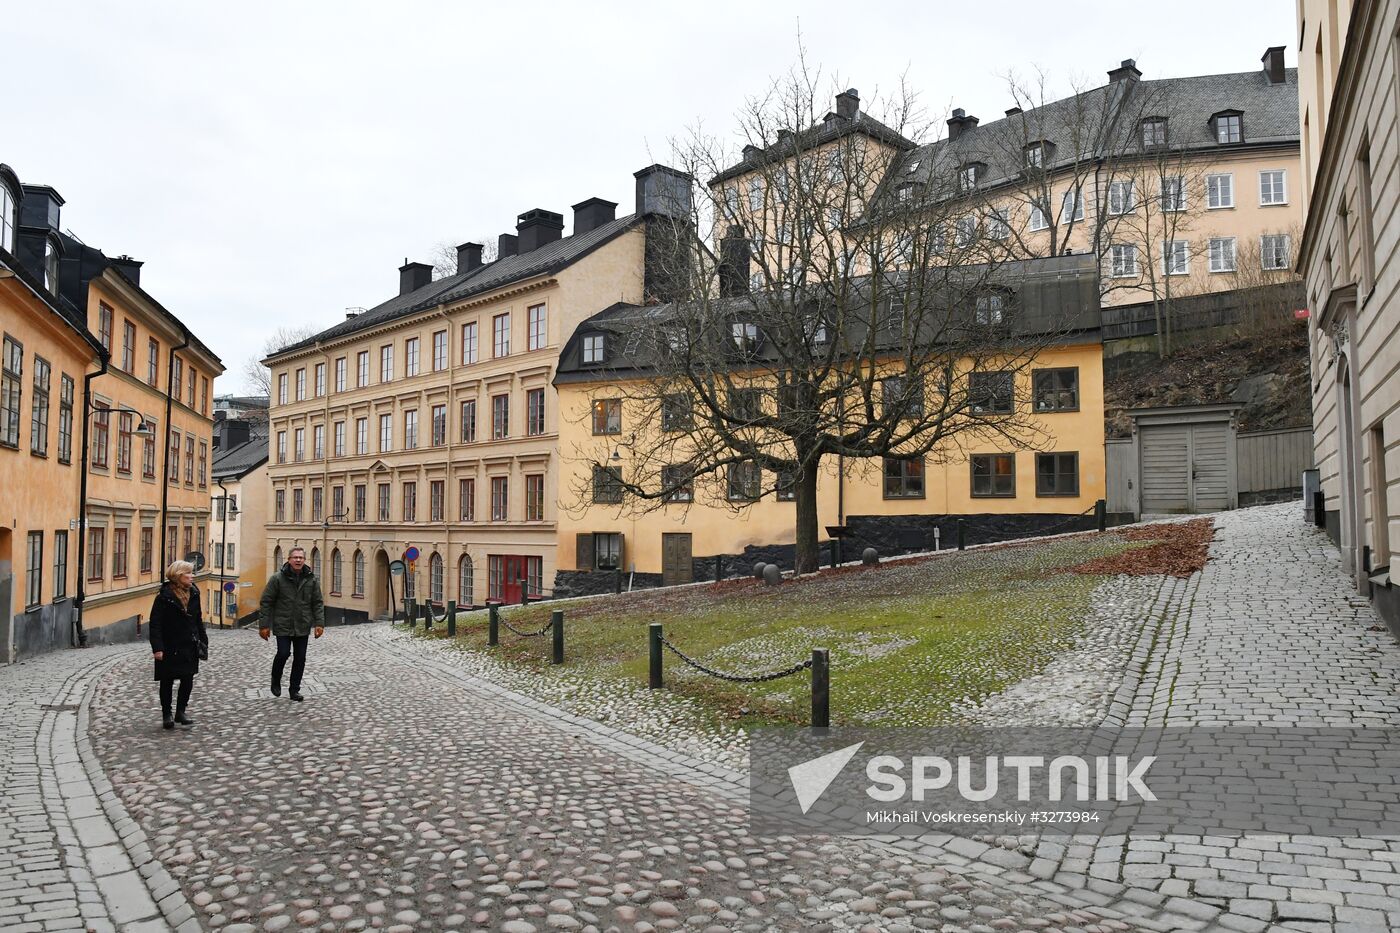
[
  {"x1": 242, "y1": 326, "x2": 319, "y2": 397},
  {"x1": 431, "y1": 238, "x2": 498, "y2": 280},
  {"x1": 562, "y1": 64, "x2": 1089, "y2": 575}
]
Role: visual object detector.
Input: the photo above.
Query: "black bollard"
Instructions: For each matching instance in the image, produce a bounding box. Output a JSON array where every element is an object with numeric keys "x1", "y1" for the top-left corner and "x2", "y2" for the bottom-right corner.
[
  {"x1": 957, "y1": 519, "x2": 966, "y2": 551},
  {"x1": 614, "y1": 569, "x2": 623, "y2": 594},
  {"x1": 403, "y1": 598, "x2": 413, "y2": 625},
  {"x1": 649, "y1": 623, "x2": 663, "y2": 689},
  {"x1": 446, "y1": 600, "x2": 457, "y2": 637},
  {"x1": 422, "y1": 601, "x2": 432, "y2": 632},
  {"x1": 1095, "y1": 498, "x2": 1107, "y2": 532},
  {"x1": 551, "y1": 610, "x2": 564, "y2": 665},
  {"x1": 715, "y1": 555, "x2": 722, "y2": 582},
  {"x1": 1313, "y1": 489, "x2": 1326, "y2": 529},
  {"x1": 520, "y1": 576, "x2": 529, "y2": 606},
  {"x1": 488, "y1": 603, "x2": 499, "y2": 646},
  {"x1": 811, "y1": 648, "x2": 830, "y2": 730}
]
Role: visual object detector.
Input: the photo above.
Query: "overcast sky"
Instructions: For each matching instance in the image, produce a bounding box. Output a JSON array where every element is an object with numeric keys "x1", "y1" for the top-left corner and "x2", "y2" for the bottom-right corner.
[{"x1": 7, "y1": 0, "x2": 1292, "y2": 394}]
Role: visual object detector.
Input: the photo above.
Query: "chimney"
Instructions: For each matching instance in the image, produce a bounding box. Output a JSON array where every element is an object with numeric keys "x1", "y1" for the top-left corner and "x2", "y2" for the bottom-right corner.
[
  {"x1": 718, "y1": 225, "x2": 751, "y2": 298},
  {"x1": 109, "y1": 254, "x2": 143, "y2": 286},
  {"x1": 1108, "y1": 59, "x2": 1142, "y2": 84},
  {"x1": 572, "y1": 197, "x2": 618, "y2": 236},
  {"x1": 515, "y1": 208, "x2": 564, "y2": 253},
  {"x1": 398, "y1": 259, "x2": 433, "y2": 296},
  {"x1": 498, "y1": 233, "x2": 518, "y2": 259},
  {"x1": 1262, "y1": 46, "x2": 1286, "y2": 84},
  {"x1": 835, "y1": 88, "x2": 860, "y2": 119},
  {"x1": 456, "y1": 242, "x2": 484, "y2": 275},
  {"x1": 220, "y1": 418, "x2": 251, "y2": 451},
  {"x1": 634, "y1": 164, "x2": 694, "y2": 219},
  {"x1": 1005, "y1": 106, "x2": 1023, "y2": 118},
  {"x1": 946, "y1": 108, "x2": 979, "y2": 141}
]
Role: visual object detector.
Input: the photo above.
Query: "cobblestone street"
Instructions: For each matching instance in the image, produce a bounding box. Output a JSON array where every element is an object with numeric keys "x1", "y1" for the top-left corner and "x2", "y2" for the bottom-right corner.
[{"x1": 2, "y1": 503, "x2": 1399, "y2": 933}]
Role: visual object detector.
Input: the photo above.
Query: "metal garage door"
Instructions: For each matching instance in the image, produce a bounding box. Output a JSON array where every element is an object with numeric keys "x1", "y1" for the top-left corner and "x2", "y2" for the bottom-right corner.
[{"x1": 1139, "y1": 422, "x2": 1232, "y2": 513}]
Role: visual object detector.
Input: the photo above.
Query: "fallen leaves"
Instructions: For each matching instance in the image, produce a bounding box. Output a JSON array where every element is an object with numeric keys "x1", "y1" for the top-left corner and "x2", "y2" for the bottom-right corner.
[{"x1": 1061, "y1": 519, "x2": 1216, "y2": 578}]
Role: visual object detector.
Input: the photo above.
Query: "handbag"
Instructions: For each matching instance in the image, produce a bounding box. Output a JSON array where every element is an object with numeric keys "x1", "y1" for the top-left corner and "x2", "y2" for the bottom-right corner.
[{"x1": 196, "y1": 640, "x2": 209, "y2": 661}]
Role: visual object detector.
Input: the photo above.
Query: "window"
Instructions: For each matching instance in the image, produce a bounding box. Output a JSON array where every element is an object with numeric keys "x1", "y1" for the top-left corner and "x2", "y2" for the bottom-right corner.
[
  {"x1": 405, "y1": 337, "x2": 420, "y2": 377},
  {"x1": 276, "y1": 431, "x2": 287, "y2": 463},
  {"x1": 1159, "y1": 176, "x2": 1185, "y2": 211},
  {"x1": 120, "y1": 321, "x2": 136, "y2": 373},
  {"x1": 1259, "y1": 170, "x2": 1287, "y2": 205},
  {"x1": 1261, "y1": 234, "x2": 1291, "y2": 270},
  {"x1": 377, "y1": 483, "x2": 390, "y2": 521},
  {"x1": 491, "y1": 394, "x2": 509, "y2": 439},
  {"x1": 662, "y1": 464, "x2": 694, "y2": 502},
  {"x1": 311, "y1": 487, "x2": 323, "y2": 522},
  {"x1": 460, "y1": 400, "x2": 477, "y2": 442},
  {"x1": 354, "y1": 484, "x2": 366, "y2": 521},
  {"x1": 113, "y1": 411, "x2": 132, "y2": 473},
  {"x1": 0, "y1": 181, "x2": 14, "y2": 252},
  {"x1": 354, "y1": 550, "x2": 366, "y2": 597},
  {"x1": 293, "y1": 488, "x2": 304, "y2": 522},
  {"x1": 974, "y1": 293, "x2": 1005, "y2": 326},
  {"x1": 275, "y1": 489, "x2": 286, "y2": 522},
  {"x1": 459, "y1": 478, "x2": 475, "y2": 521},
  {"x1": 662, "y1": 393, "x2": 692, "y2": 431},
  {"x1": 987, "y1": 208, "x2": 1010, "y2": 240},
  {"x1": 1036, "y1": 452, "x2": 1079, "y2": 496},
  {"x1": 461, "y1": 321, "x2": 479, "y2": 365},
  {"x1": 57, "y1": 375, "x2": 73, "y2": 464},
  {"x1": 1141, "y1": 118, "x2": 1167, "y2": 147},
  {"x1": 458, "y1": 555, "x2": 472, "y2": 605},
  {"x1": 528, "y1": 304, "x2": 546, "y2": 351},
  {"x1": 92, "y1": 403, "x2": 110, "y2": 470},
  {"x1": 959, "y1": 164, "x2": 978, "y2": 191},
  {"x1": 313, "y1": 424, "x2": 325, "y2": 459},
  {"x1": 403, "y1": 410, "x2": 418, "y2": 450},
  {"x1": 594, "y1": 533, "x2": 623, "y2": 571},
  {"x1": 98, "y1": 304, "x2": 113, "y2": 352},
  {"x1": 1208, "y1": 237, "x2": 1237, "y2": 273},
  {"x1": 1215, "y1": 113, "x2": 1242, "y2": 144},
  {"x1": 1206, "y1": 173, "x2": 1234, "y2": 209},
  {"x1": 883, "y1": 457, "x2": 925, "y2": 499},
  {"x1": 332, "y1": 486, "x2": 345, "y2": 523},
  {"x1": 432, "y1": 330, "x2": 448, "y2": 371},
  {"x1": 335, "y1": 356, "x2": 346, "y2": 392},
  {"x1": 379, "y1": 414, "x2": 392, "y2": 452},
  {"x1": 490, "y1": 476, "x2": 508, "y2": 521},
  {"x1": 1028, "y1": 200, "x2": 1049, "y2": 232},
  {"x1": 331, "y1": 549, "x2": 343, "y2": 595},
  {"x1": 526, "y1": 389, "x2": 545, "y2": 436},
  {"x1": 355, "y1": 417, "x2": 367, "y2": 455},
  {"x1": 1, "y1": 335, "x2": 22, "y2": 448},
  {"x1": 380, "y1": 344, "x2": 394, "y2": 382},
  {"x1": 187, "y1": 365, "x2": 197, "y2": 409},
  {"x1": 309, "y1": 547, "x2": 318, "y2": 576},
  {"x1": 30, "y1": 357, "x2": 50, "y2": 456},
  {"x1": 969, "y1": 371, "x2": 1014, "y2": 414},
  {"x1": 25, "y1": 532, "x2": 42, "y2": 609},
  {"x1": 728, "y1": 460, "x2": 761, "y2": 501},
  {"x1": 147, "y1": 338, "x2": 159, "y2": 386},
  {"x1": 200, "y1": 377, "x2": 208, "y2": 415},
  {"x1": 581, "y1": 334, "x2": 605, "y2": 364},
  {"x1": 1110, "y1": 244, "x2": 1138, "y2": 277},
  {"x1": 593, "y1": 465, "x2": 624, "y2": 504},
  {"x1": 1033, "y1": 368, "x2": 1079, "y2": 412},
  {"x1": 295, "y1": 368, "x2": 306, "y2": 401},
  {"x1": 526, "y1": 556, "x2": 542, "y2": 598},
  {"x1": 334, "y1": 421, "x2": 346, "y2": 457},
  {"x1": 142, "y1": 422, "x2": 155, "y2": 478},
  {"x1": 1060, "y1": 188, "x2": 1084, "y2": 223},
  {"x1": 883, "y1": 375, "x2": 924, "y2": 418},
  {"x1": 168, "y1": 429, "x2": 180, "y2": 481},
  {"x1": 430, "y1": 480, "x2": 445, "y2": 522},
  {"x1": 1163, "y1": 240, "x2": 1189, "y2": 275},
  {"x1": 1107, "y1": 179, "x2": 1135, "y2": 215},
  {"x1": 430, "y1": 404, "x2": 446, "y2": 446},
  {"x1": 731, "y1": 322, "x2": 760, "y2": 350},
  {"x1": 954, "y1": 215, "x2": 977, "y2": 247},
  {"x1": 730, "y1": 388, "x2": 763, "y2": 422},
  {"x1": 1025, "y1": 144, "x2": 1044, "y2": 168},
  {"x1": 357, "y1": 351, "x2": 369, "y2": 387},
  {"x1": 112, "y1": 528, "x2": 128, "y2": 580},
  {"x1": 492, "y1": 313, "x2": 511, "y2": 357},
  {"x1": 314, "y1": 362, "x2": 326, "y2": 397},
  {"x1": 747, "y1": 177, "x2": 764, "y2": 211},
  {"x1": 526, "y1": 474, "x2": 544, "y2": 521},
  {"x1": 53, "y1": 530, "x2": 68, "y2": 598},
  {"x1": 172, "y1": 357, "x2": 183, "y2": 401},
  {"x1": 87, "y1": 528, "x2": 105, "y2": 582},
  {"x1": 971, "y1": 453, "x2": 1016, "y2": 497},
  {"x1": 430, "y1": 553, "x2": 444, "y2": 603},
  {"x1": 277, "y1": 373, "x2": 288, "y2": 405},
  {"x1": 402, "y1": 482, "x2": 417, "y2": 521},
  {"x1": 294, "y1": 427, "x2": 305, "y2": 461},
  {"x1": 139, "y1": 528, "x2": 153, "y2": 574}
]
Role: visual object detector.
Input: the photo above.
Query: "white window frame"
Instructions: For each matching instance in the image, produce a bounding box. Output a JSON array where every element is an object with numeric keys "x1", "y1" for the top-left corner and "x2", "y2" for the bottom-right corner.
[
  {"x1": 1205, "y1": 173, "x2": 1234, "y2": 209},
  {"x1": 1261, "y1": 234, "x2": 1291, "y2": 270},
  {"x1": 1159, "y1": 176, "x2": 1186, "y2": 212},
  {"x1": 1162, "y1": 240, "x2": 1189, "y2": 276},
  {"x1": 1110, "y1": 244, "x2": 1138, "y2": 278},
  {"x1": 1107, "y1": 180, "x2": 1135, "y2": 215},
  {"x1": 1259, "y1": 170, "x2": 1288, "y2": 205},
  {"x1": 1028, "y1": 201, "x2": 1049, "y2": 232},
  {"x1": 987, "y1": 208, "x2": 1010, "y2": 240},
  {"x1": 1208, "y1": 237, "x2": 1237, "y2": 273},
  {"x1": 1060, "y1": 188, "x2": 1085, "y2": 223}
]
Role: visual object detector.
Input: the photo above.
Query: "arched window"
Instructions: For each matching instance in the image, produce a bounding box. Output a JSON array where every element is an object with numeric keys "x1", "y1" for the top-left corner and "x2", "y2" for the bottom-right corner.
[
  {"x1": 310, "y1": 546, "x2": 319, "y2": 576},
  {"x1": 459, "y1": 555, "x2": 473, "y2": 606},
  {"x1": 331, "y1": 548, "x2": 343, "y2": 594},
  {"x1": 430, "y1": 553, "x2": 444, "y2": 603},
  {"x1": 405, "y1": 562, "x2": 416, "y2": 599},
  {"x1": 273, "y1": 545, "x2": 282, "y2": 569},
  {"x1": 353, "y1": 550, "x2": 365, "y2": 596}
]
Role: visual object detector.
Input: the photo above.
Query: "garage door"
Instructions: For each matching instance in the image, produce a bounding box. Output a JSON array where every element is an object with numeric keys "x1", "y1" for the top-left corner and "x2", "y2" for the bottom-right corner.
[
  {"x1": 1139, "y1": 422, "x2": 1232, "y2": 513},
  {"x1": 1187, "y1": 421, "x2": 1231, "y2": 511}
]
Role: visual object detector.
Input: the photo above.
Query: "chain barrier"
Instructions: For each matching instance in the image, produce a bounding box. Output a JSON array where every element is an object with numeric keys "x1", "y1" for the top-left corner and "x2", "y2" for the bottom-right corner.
[
  {"x1": 658, "y1": 634, "x2": 813, "y2": 683},
  {"x1": 499, "y1": 614, "x2": 555, "y2": 639},
  {"x1": 980, "y1": 503, "x2": 1100, "y2": 545}
]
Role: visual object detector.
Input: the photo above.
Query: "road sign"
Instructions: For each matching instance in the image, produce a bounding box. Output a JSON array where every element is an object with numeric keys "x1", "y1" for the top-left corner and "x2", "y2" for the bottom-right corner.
[
  {"x1": 185, "y1": 551, "x2": 206, "y2": 572},
  {"x1": 223, "y1": 581, "x2": 237, "y2": 593},
  {"x1": 389, "y1": 559, "x2": 406, "y2": 576},
  {"x1": 404, "y1": 546, "x2": 420, "y2": 561}
]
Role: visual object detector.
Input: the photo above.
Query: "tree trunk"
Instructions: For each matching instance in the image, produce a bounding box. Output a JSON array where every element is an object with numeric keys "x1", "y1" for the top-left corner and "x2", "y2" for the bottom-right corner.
[{"x1": 793, "y1": 456, "x2": 822, "y2": 575}]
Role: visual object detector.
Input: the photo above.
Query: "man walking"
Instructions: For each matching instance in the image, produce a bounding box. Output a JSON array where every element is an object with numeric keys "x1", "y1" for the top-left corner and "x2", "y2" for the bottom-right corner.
[{"x1": 258, "y1": 547, "x2": 324, "y2": 701}]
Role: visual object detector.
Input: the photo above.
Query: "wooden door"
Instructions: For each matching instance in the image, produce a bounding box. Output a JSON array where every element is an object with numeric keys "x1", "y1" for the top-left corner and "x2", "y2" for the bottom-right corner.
[
  {"x1": 1188, "y1": 422, "x2": 1231, "y2": 512},
  {"x1": 1140, "y1": 425, "x2": 1191, "y2": 513},
  {"x1": 661, "y1": 533, "x2": 693, "y2": 588}
]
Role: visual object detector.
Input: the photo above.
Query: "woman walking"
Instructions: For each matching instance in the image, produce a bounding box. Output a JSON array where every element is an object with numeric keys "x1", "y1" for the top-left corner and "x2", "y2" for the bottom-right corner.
[{"x1": 149, "y1": 560, "x2": 209, "y2": 730}]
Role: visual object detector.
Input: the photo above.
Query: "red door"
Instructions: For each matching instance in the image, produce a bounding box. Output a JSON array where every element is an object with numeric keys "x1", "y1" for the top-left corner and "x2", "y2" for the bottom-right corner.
[{"x1": 490, "y1": 554, "x2": 527, "y2": 604}]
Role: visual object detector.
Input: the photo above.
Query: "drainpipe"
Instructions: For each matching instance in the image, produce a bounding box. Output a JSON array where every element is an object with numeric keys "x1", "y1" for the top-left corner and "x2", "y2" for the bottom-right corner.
[
  {"x1": 73, "y1": 347, "x2": 111, "y2": 647},
  {"x1": 159, "y1": 328, "x2": 192, "y2": 571}
]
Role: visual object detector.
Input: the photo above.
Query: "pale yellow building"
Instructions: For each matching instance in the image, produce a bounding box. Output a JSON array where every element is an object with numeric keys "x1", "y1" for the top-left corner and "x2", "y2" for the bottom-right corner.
[{"x1": 209, "y1": 415, "x2": 269, "y2": 625}]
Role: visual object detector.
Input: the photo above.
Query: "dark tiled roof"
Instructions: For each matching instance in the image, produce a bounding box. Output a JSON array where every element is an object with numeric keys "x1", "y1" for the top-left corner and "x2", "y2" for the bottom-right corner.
[
  {"x1": 271, "y1": 213, "x2": 645, "y2": 360},
  {"x1": 212, "y1": 431, "x2": 268, "y2": 480},
  {"x1": 710, "y1": 111, "x2": 918, "y2": 186},
  {"x1": 214, "y1": 395, "x2": 270, "y2": 409}
]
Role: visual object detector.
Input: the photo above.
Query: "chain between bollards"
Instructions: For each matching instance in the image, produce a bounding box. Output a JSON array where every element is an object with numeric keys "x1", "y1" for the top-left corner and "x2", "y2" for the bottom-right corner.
[
  {"x1": 551, "y1": 610, "x2": 564, "y2": 664},
  {"x1": 649, "y1": 623, "x2": 663, "y2": 688},
  {"x1": 488, "y1": 603, "x2": 499, "y2": 646}
]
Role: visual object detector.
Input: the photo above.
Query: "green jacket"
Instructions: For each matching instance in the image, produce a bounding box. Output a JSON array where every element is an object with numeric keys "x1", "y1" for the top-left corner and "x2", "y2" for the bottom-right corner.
[{"x1": 259, "y1": 563, "x2": 325, "y2": 636}]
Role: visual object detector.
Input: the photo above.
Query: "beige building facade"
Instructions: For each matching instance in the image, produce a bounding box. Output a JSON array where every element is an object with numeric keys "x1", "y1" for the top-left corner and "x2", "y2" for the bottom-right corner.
[{"x1": 210, "y1": 416, "x2": 269, "y2": 625}]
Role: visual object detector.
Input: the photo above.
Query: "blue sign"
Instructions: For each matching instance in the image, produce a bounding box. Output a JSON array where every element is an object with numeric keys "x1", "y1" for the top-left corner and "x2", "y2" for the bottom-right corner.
[
  {"x1": 223, "y1": 581, "x2": 237, "y2": 593},
  {"x1": 403, "y1": 546, "x2": 420, "y2": 561}
]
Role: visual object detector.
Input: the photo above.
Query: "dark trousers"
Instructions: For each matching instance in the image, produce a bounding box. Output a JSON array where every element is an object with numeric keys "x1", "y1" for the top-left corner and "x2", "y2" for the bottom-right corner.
[
  {"x1": 159, "y1": 677, "x2": 193, "y2": 714},
  {"x1": 272, "y1": 635, "x2": 309, "y2": 693}
]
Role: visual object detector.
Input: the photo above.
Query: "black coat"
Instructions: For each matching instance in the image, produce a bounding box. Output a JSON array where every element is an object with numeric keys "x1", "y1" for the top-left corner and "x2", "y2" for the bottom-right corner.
[{"x1": 149, "y1": 584, "x2": 208, "y2": 681}]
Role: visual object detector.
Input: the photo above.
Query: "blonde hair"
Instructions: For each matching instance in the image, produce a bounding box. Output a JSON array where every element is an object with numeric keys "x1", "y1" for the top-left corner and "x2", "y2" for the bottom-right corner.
[{"x1": 165, "y1": 560, "x2": 195, "y2": 584}]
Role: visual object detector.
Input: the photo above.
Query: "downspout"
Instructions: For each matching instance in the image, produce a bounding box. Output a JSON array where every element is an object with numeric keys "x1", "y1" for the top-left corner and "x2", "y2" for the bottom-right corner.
[
  {"x1": 73, "y1": 347, "x2": 111, "y2": 647},
  {"x1": 159, "y1": 327, "x2": 192, "y2": 572}
]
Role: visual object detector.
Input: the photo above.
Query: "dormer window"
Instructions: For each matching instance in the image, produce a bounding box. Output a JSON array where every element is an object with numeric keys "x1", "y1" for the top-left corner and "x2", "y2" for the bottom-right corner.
[
  {"x1": 906, "y1": 159, "x2": 922, "y2": 175},
  {"x1": 896, "y1": 184, "x2": 915, "y2": 203},
  {"x1": 1025, "y1": 145, "x2": 1044, "y2": 168},
  {"x1": 959, "y1": 163, "x2": 985, "y2": 191},
  {"x1": 43, "y1": 238, "x2": 59, "y2": 293},
  {"x1": 581, "y1": 333, "x2": 606, "y2": 364},
  {"x1": 975, "y1": 292, "x2": 1006, "y2": 325},
  {"x1": 731, "y1": 322, "x2": 760, "y2": 350},
  {"x1": 1141, "y1": 118, "x2": 1168, "y2": 147},
  {"x1": 0, "y1": 180, "x2": 15, "y2": 253},
  {"x1": 1211, "y1": 111, "x2": 1243, "y2": 144}
]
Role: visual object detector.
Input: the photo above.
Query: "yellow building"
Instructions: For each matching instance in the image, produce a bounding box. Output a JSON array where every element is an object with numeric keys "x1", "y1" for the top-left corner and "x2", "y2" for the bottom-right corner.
[
  {"x1": 552, "y1": 254, "x2": 1105, "y2": 593},
  {"x1": 263, "y1": 165, "x2": 692, "y2": 616}
]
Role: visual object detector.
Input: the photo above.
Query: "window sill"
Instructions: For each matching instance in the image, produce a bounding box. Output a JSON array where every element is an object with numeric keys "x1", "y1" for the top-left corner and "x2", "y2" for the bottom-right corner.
[
  {"x1": 1035, "y1": 492, "x2": 1082, "y2": 498},
  {"x1": 971, "y1": 493, "x2": 1017, "y2": 499}
]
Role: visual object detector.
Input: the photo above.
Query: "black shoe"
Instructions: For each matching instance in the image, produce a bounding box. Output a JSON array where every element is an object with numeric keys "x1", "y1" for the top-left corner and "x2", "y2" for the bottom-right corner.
[
  {"x1": 162, "y1": 713, "x2": 175, "y2": 730},
  {"x1": 174, "y1": 712, "x2": 194, "y2": 725},
  {"x1": 288, "y1": 692, "x2": 304, "y2": 702},
  {"x1": 271, "y1": 673, "x2": 282, "y2": 697}
]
